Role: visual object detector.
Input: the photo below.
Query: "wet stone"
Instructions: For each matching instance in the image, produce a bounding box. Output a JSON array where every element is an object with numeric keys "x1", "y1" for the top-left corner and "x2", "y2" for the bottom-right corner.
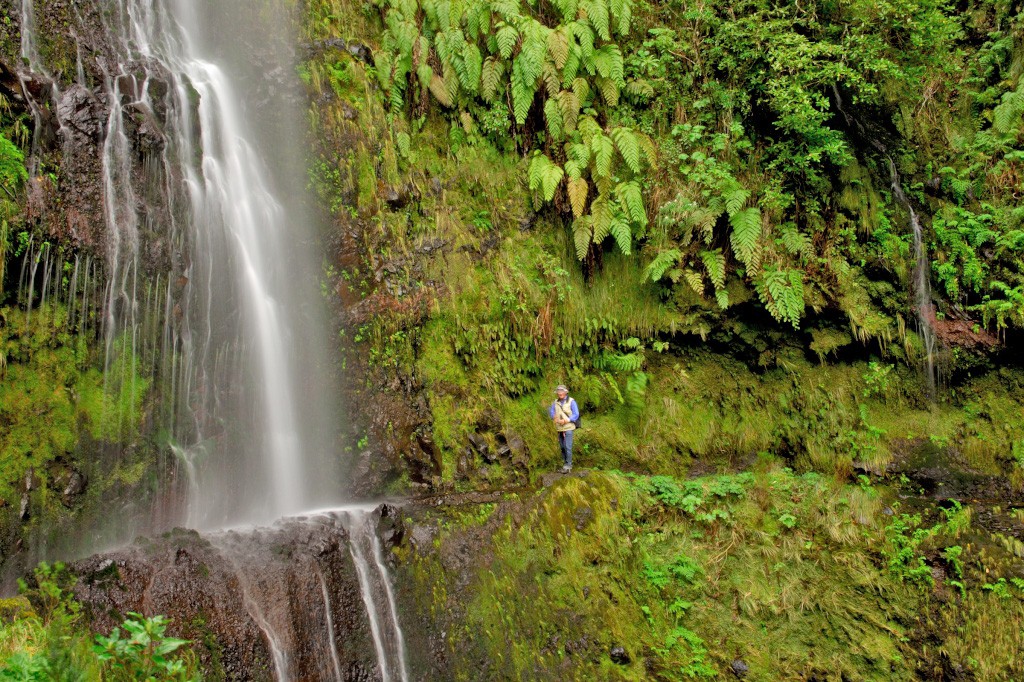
[{"x1": 610, "y1": 645, "x2": 630, "y2": 665}]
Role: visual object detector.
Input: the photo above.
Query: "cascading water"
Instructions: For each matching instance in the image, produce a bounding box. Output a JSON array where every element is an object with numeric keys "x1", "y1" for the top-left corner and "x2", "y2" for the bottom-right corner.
[
  {"x1": 15, "y1": 2, "x2": 413, "y2": 678},
  {"x1": 87, "y1": 0, "x2": 343, "y2": 527},
  {"x1": 831, "y1": 85, "x2": 939, "y2": 395},
  {"x1": 888, "y1": 162, "x2": 938, "y2": 397}
]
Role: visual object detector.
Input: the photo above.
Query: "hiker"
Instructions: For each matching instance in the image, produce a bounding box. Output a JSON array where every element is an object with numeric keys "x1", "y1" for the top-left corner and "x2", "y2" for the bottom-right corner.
[{"x1": 548, "y1": 384, "x2": 579, "y2": 473}]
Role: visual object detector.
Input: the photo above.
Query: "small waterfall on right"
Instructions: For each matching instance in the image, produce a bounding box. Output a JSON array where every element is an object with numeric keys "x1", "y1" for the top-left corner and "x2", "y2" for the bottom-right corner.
[
  {"x1": 831, "y1": 85, "x2": 939, "y2": 396},
  {"x1": 888, "y1": 161, "x2": 939, "y2": 397},
  {"x1": 339, "y1": 509, "x2": 411, "y2": 682}
]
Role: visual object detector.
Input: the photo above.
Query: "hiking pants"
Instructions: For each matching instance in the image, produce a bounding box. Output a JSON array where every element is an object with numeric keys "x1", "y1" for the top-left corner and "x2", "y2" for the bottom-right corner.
[{"x1": 558, "y1": 429, "x2": 574, "y2": 467}]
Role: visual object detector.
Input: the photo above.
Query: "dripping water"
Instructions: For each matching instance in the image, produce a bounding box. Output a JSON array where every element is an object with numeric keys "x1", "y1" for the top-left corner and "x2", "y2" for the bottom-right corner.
[{"x1": 832, "y1": 85, "x2": 939, "y2": 395}]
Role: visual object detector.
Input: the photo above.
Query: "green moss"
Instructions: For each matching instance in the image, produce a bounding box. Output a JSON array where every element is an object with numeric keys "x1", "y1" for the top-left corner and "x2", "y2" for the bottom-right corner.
[{"x1": 414, "y1": 467, "x2": 1024, "y2": 680}]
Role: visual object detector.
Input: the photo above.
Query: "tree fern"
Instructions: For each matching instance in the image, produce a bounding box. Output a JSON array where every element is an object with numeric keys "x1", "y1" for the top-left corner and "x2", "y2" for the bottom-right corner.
[{"x1": 729, "y1": 207, "x2": 761, "y2": 266}]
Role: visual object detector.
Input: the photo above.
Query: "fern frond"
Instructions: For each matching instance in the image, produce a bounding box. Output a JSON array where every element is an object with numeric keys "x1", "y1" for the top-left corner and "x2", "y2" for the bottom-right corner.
[
  {"x1": 682, "y1": 268, "x2": 705, "y2": 296},
  {"x1": 571, "y1": 77, "x2": 591, "y2": 105},
  {"x1": 700, "y1": 249, "x2": 726, "y2": 289},
  {"x1": 461, "y1": 43, "x2": 483, "y2": 94},
  {"x1": 591, "y1": 195, "x2": 613, "y2": 244},
  {"x1": 481, "y1": 58, "x2": 503, "y2": 102},
  {"x1": 609, "y1": 214, "x2": 632, "y2": 255},
  {"x1": 757, "y1": 268, "x2": 804, "y2": 328},
  {"x1": 496, "y1": 24, "x2": 519, "y2": 59},
  {"x1": 428, "y1": 74, "x2": 454, "y2": 107},
  {"x1": 573, "y1": 216, "x2": 594, "y2": 259},
  {"x1": 547, "y1": 28, "x2": 570, "y2": 69},
  {"x1": 592, "y1": 134, "x2": 615, "y2": 178},
  {"x1": 723, "y1": 184, "x2": 751, "y2": 217},
  {"x1": 491, "y1": 0, "x2": 520, "y2": 20},
  {"x1": 596, "y1": 77, "x2": 619, "y2": 106},
  {"x1": 511, "y1": 59, "x2": 536, "y2": 124},
  {"x1": 615, "y1": 180, "x2": 646, "y2": 226},
  {"x1": 545, "y1": 98, "x2": 564, "y2": 141},
  {"x1": 567, "y1": 141, "x2": 591, "y2": 167},
  {"x1": 582, "y1": 0, "x2": 611, "y2": 41},
  {"x1": 624, "y1": 79, "x2": 654, "y2": 101},
  {"x1": 729, "y1": 207, "x2": 761, "y2": 266},
  {"x1": 542, "y1": 61, "x2": 561, "y2": 97},
  {"x1": 611, "y1": 127, "x2": 641, "y2": 174},
  {"x1": 557, "y1": 90, "x2": 580, "y2": 132},
  {"x1": 568, "y1": 177, "x2": 589, "y2": 217},
  {"x1": 646, "y1": 249, "x2": 681, "y2": 282},
  {"x1": 529, "y1": 152, "x2": 564, "y2": 202}
]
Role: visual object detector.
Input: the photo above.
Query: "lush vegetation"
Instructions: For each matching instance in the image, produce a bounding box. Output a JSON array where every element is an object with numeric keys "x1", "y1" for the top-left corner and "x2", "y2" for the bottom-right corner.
[
  {"x1": 407, "y1": 468, "x2": 1024, "y2": 680},
  {"x1": 0, "y1": 563, "x2": 200, "y2": 681}
]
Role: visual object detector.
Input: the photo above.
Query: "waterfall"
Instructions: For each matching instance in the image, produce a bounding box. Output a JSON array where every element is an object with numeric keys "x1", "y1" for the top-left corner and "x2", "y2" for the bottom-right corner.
[
  {"x1": 13, "y1": 3, "x2": 413, "y2": 678},
  {"x1": 831, "y1": 85, "x2": 939, "y2": 394},
  {"x1": 341, "y1": 509, "x2": 411, "y2": 682},
  {"x1": 205, "y1": 507, "x2": 411, "y2": 682},
  {"x1": 74, "y1": 0, "x2": 344, "y2": 527},
  {"x1": 887, "y1": 162, "x2": 938, "y2": 397}
]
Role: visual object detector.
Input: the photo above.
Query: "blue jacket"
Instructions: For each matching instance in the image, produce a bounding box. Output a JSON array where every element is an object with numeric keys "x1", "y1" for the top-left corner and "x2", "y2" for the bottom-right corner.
[{"x1": 549, "y1": 397, "x2": 579, "y2": 422}]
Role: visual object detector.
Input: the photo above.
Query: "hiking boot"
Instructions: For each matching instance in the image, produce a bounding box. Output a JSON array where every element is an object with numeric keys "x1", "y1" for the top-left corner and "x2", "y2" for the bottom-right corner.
[{"x1": 560, "y1": 465, "x2": 572, "y2": 474}]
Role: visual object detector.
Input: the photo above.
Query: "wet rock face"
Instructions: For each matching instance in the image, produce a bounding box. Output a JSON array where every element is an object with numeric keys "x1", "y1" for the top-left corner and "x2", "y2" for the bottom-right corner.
[{"x1": 72, "y1": 514, "x2": 386, "y2": 682}]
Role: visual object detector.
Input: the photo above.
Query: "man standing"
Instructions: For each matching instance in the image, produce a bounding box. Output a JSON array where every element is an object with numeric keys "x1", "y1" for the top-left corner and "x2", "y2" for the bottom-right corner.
[{"x1": 549, "y1": 384, "x2": 579, "y2": 473}]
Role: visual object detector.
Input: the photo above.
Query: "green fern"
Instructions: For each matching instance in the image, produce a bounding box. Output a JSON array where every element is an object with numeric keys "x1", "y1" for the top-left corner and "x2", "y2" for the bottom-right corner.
[
  {"x1": 700, "y1": 250, "x2": 726, "y2": 290},
  {"x1": 615, "y1": 180, "x2": 646, "y2": 226},
  {"x1": 757, "y1": 268, "x2": 805, "y2": 328},
  {"x1": 573, "y1": 215, "x2": 594, "y2": 259},
  {"x1": 609, "y1": 214, "x2": 632, "y2": 254},
  {"x1": 646, "y1": 249, "x2": 681, "y2": 282},
  {"x1": 729, "y1": 207, "x2": 761, "y2": 267},
  {"x1": 528, "y1": 153, "x2": 565, "y2": 202},
  {"x1": 611, "y1": 127, "x2": 641, "y2": 174},
  {"x1": 496, "y1": 24, "x2": 519, "y2": 60}
]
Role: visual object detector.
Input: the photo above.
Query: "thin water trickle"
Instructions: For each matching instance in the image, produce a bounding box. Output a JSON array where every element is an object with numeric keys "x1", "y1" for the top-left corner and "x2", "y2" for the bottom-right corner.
[
  {"x1": 341, "y1": 509, "x2": 410, "y2": 682},
  {"x1": 832, "y1": 86, "x2": 938, "y2": 395},
  {"x1": 888, "y1": 162, "x2": 938, "y2": 397}
]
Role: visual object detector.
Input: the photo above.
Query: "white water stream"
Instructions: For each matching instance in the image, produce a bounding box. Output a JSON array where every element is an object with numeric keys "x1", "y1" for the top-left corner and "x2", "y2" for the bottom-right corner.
[{"x1": 16, "y1": 2, "x2": 411, "y2": 678}]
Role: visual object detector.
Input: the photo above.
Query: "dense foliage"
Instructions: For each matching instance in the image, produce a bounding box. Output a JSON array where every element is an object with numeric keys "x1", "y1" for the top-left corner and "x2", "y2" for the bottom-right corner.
[
  {"x1": 0, "y1": 563, "x2": 200, "y2": 681},
  {"x1": 371, "y1": 0, "x2": 1024, "y2": 332}
]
